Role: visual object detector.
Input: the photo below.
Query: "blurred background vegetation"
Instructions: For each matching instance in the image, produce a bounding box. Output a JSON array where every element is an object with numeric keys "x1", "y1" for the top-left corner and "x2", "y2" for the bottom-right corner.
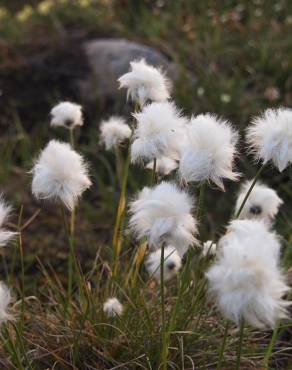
[{"x1": 0, "y1": 0, "x2": 291, "y2": 282}]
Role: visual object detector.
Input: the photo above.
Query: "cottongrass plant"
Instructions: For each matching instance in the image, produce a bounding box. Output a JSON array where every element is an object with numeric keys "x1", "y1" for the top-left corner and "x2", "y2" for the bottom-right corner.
[
  {"x1": 50, "y1": 101, "x2": 83, "y2": 130},
  {"x1": 31, "y1": 139, "x2": 91, "y2": 296},
  {"x1": 235, "y1": 180, "x2": 283, "y2": 224},
  {"x1": 0, "y1": 282, "x2": 13, "y2": 324},
  {"x1": 118, "y1": 58, "x2": 171, "y2": 106},
  {"x1": 0, "y1": 197, "x2": 16, "y2": 247},
  {"x1": 2, "y1": 59, "x2": 292, "y2": 369},
  {"x1": 103, "y1": 297, "x2": 123, "y2": 318},
  {"x1": 131, "y1": 101, "x2": 187, "y2": 164},
  {"x1": 145, "y1": 246, "x2": 182, "y2": 283},
  {"x1": 179, "y1": 113, "x2": 239, "y2": 190}
]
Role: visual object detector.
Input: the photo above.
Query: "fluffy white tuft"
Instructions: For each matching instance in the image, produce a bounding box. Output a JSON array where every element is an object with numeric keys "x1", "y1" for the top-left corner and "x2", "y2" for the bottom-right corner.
[
  {"x1": 246, "y1": 108, "x2": 292, "y2": 172},
  {"x1": 0, "y1": 197, "x2": 16, "y2": 247},
  {"x1": 179, "y1": 114, "x2": 239, "y2": 190},
  {"x1": 31, "y1": 140, "x2": 92, "y2": 210},
  {"x1": 103, "y1": 297, "x2": 123, "y2": 317},
  {"x1": 235, "y1": 180, "x2": 283, "y2": 223},
  {"x1": 0, "y1": 282, "x2": 13, "y2": 324},
  {"x1": 146, "y1": 156, "x2": 178, "y2": 176},
  {"x1": 131, "y1": 102, "x2": 187, "y2": 163},
  {"x1": 99, "y1": 116, "x2": 132, "y2": 150},
  {"x1": 202, "y1": 240, "x2": 217, "y2": 257},
  {"x1": 145, "y1": 246, "x2": 182, "y2": 282},
  {"x1": 129, "y1": 181, "x2": 197, "y2": 257},
  {"x1": 206, "y1": 220, "x2": 289, "y2": 328},
  {"x1": 118, "y1": 59, "x2": 171, "y2": 106},
  {"x1": 50, "y1": 101, "x2": 83, "y2": 129}
]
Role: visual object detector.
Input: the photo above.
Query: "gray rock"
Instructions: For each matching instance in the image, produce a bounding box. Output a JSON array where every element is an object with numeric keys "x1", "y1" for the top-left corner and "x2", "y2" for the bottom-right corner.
[{"x1": 78, "y1": 38, "x2": 177, "y2": 102}]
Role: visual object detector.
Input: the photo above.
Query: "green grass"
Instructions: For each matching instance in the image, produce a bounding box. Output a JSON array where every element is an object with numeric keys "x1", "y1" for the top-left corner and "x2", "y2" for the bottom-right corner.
[{"x1": 0, "y1": 0, "x2": 291, "y2": 369}]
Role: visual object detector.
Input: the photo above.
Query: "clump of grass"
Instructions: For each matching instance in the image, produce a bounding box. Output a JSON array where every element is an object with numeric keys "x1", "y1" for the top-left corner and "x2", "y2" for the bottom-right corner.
[{"x1": 0, "y1": 55, "x2": 291, "y2": 370}]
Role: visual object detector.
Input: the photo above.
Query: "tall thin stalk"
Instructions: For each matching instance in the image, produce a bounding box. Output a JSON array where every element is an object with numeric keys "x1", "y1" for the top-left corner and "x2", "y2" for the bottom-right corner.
[
  {"x1": 112, "y1": 146, "x2": 131, "y2": 277},
  {"x1": 112, "y1": 102, "x2": 140, "y2": 277},
  {"x1": 235, "y1": 163, "x2": 265, "y2": 219},
  {"x1": 69, "y1": 128, "x2": 76, "y2": 238},
  {"x1": 160, "y1": 244, "x2": 167, "y2": 370},
  {"x1": 263, "y1": 324, "x2": 279, "y2": 369},
  {"x1": 217, "y1": 321, "x2": 229, "y2": 370},
  {"x1": 235, "y1": 319, "x2": 245, "y2": 370},
  {"x1": 151, "y1": 158, "x2": 157, "y2": 185},
  {"x1": 17, "y1": 205, "x2": 25, "y2": 332}
]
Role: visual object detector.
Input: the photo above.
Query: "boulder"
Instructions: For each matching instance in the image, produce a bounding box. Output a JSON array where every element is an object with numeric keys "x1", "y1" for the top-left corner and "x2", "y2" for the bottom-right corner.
[{"x1": 78, "y1": 38, "x2": 177, "y2": 102}]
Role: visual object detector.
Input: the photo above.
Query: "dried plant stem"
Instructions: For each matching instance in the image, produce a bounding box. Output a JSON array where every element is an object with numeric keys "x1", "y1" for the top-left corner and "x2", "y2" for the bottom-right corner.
[
  {"x1": 235, "y1": 319, "x2": 245, "y2": 370},
  {"x1": 235, "y1": 163, "x2": 266, "y2": 218}
]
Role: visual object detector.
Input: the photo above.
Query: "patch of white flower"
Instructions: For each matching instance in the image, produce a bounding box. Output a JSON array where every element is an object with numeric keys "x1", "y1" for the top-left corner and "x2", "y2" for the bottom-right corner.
[
  {"x1": 50, "y1": 101, "x2": 83, "y2": 129},
  {"x1": 206, "y1": 220, "x2": 289, "y2": 328},
  {"x1": 235, "y1": 180, "x2": 283, "y2": 224},
  {"x1": 131, "y1": 102, "x2": 187, "y2": 163},
  {"x1": 246, "y1": 108, "x2": 292, "y2": 172},
  {"x1": 129, "y1": 181, "x2": 197, "y2": 257},
  {"x1": 32, "y1": 140, "x2": 91, "y2": 210},
  {"x1": 146, "y1": 157, "x2": 178, "y2": 176},
  {"x1": 103, "y1": 297, "x2": 123, "y2": 317},
  {"x1": 118, "y1": 59, "x2": 171, "y2": 106},
  {"x1": 145, "y1": 246, "x2": 182, "y2": 282},
  {"x1": 99, "y1": 116, "x2": 132, "y2": 150},
  {"x1": 179, "y1": 114, "x2": 239, "y2": 190},
  {"x1": 0, "y1": 198, "x2": 16, "y2": 247}
]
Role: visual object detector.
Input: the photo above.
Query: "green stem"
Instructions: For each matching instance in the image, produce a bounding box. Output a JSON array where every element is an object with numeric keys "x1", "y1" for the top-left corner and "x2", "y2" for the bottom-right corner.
[
  {"x1": 217, "y1": 321, "x2": 229, "y2": 370},
  {"x1": 151, "y1": 158, "x2": 157, "y2": 185},
  {"x1": 69, "y1": 128, "x2": 76, "y2": 241},
  {"x1": 112, "y1": 144, "x2": 131, "y2": 277},
  {"x1": 160, "y1": 245, "x2": 167, "y2": 370},
  {"x1": 263, "y1": 324, "x2": 279, "y2": 369},
  {"x1": 60, "y1": 205, "x2": 75, "y2": 299},
  {"x1": 235, "y1": 319, "x2": 245, "y2": 370},
  {"x1": 235, "y1": 164, "x2": 265, "y2": 219},
  {"x1": 17, "y1": 205, "x2": 25, "y2": 333}
]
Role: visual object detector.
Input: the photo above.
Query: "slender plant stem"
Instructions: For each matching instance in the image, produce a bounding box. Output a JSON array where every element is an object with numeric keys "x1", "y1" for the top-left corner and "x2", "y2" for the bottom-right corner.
[
  {"x1": 235, "y1": 319, "x2": 245, "y2": 370},
  {"x1": 235, "y1": 164, "x2": 265, "y2": 219},
  {"x1": 17, "y1": 205, "x2": 25, "y2": 332},
  {"x1": 160, "y1": 245, "x2": 167, "y2": 370},
  {"x1": 217, "y1": 321, "x2": 229, "y2": 370},
  {"x1": 263, "y1": 323, "x2": 279, "y2": 369},
  {"x1": 151, "y1": 158, "x2": 157, "y2": 185},
  {"x1": 60, "y1": 205, "x2": 74, "y2": 298},
  {"x1": 115, "y1": 145, "x2": 124, "y2": 188},
  {"x1": 69, "y1": 128, "x2": 76, "y2": 239},
  {"x1": 197, "y1": 181, "x2": 206, "y2": 220},
  {"x1": 112, "y1": 145, "x2": 131, "y2": 277}
]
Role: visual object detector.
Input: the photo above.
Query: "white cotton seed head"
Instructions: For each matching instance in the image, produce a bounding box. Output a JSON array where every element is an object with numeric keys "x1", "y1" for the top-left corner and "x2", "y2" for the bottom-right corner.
[
  {"x1": 31, "y1": 140, "x2": 92, "y2": 210},
  {"x1": 131, "y1": 102, "x2": 187, "y2": 163},
  {"x1": 0, "y1": 197, "x2": 16, "y2": 247},
  {"x1": 145, "y1": 246, "x2": 182, "y2": 282},
  {"x1": 202, "y1": 240, "x2": 217, "y2": 257},
  {"x1": 118, "y1": 59, "x2": 171, "y2": 106},
  {"x1": 99, "y1": 116, "x2": 132, "y2": 150},
  {"x1": 146, "y1": 156, "x2": 178, "y2": 176},
  {"x1": 103, "y1": 297, "x2": 123, "y2": 317},
  {"x1": 246, "y1": 108, "x2": 292, "y2": 172},
  {"x1": 129, "y1": 181, "x2": 197, "y2": 257},
  {"x1": 235, "y1": 180, "x2": 283, "y2": 224},
  {"x1": 206, "y1": 220, "x2": 289, "y2": 328},
  {"x1": 0, "y1": 282, "x2": 13, "y2": 324},
  {"x1": 50, "y1": 101, "x2": 83, "y2": 129},
  {"x1": 179, "y1": 114, "x2": 239, "y2": 190}
]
